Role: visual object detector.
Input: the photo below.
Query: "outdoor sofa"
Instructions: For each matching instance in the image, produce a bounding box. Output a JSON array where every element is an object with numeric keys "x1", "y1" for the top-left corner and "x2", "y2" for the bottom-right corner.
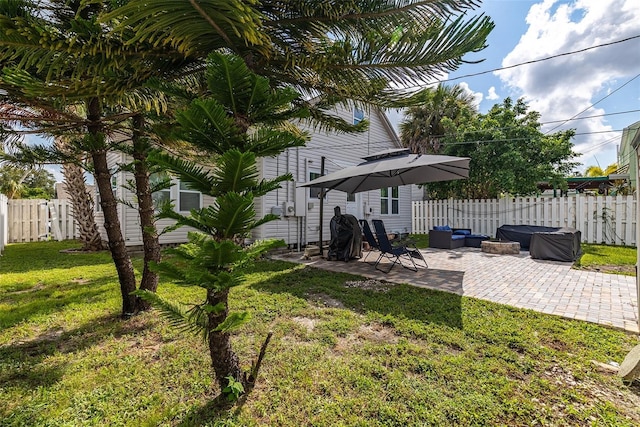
[{"x1": 429, "y1": 226, "x2": 489, "y2": 249}]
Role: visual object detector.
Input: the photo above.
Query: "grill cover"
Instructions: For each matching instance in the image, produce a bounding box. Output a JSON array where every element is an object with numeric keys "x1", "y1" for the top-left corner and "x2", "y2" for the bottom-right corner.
[{"x1": 328, "y1": 213, "x2": 362, "y2": 261}]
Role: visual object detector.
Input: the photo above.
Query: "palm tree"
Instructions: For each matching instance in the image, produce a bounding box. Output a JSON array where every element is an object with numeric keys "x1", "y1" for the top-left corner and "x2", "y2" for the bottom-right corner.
[
  {"x1": 585, "y1": 164, "x2": 618, "y2": 177},
  {"x1": 0, "y1": 165, "x2": 29, "y2": 199},
  {"x1": 400, "y1": 83, "x2": 477, "y2": 154},
  {"x1": 0, "y1": 0, "x2": 196, "y2": 316},
  {"x1": 108, "y1": 1, "x2": 495, "y2": 108},
  {"x1": 55, "y1": 136, "x2": 104, "y2": 251},
  {"x1": 137, "y1": 53, "x2": 309, "y2": 397}
]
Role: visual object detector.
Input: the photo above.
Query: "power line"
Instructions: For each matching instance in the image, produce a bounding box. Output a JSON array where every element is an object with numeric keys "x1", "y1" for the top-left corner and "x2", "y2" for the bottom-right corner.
[
  {"x1": 544, "y1": 73, "x2": 640, "y2": 134},
  {"x1": 541, "y1": 109, "x2": 640, "y2": 124},
  {"x1": 299, "y1": 128, "x2": 625, "y2": 153},
  {"x1": 402, "y1": 34, "x2": 640, "y2": 89}
]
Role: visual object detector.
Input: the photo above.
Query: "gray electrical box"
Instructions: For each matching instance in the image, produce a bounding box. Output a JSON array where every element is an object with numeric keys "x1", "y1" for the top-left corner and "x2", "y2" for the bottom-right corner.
[
  {"x1": 271, "y1": 206, "x2": 283, "y2": 217},
  {"x1": 295, "y1": 187, "x2": 307, "y2": 217}
]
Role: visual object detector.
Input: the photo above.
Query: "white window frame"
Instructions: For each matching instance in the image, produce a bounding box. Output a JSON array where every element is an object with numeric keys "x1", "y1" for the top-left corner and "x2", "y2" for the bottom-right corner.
[
  {"x1": 177, "y1": 180, "x2": 202, "y2": 213},
  {"x1": 353, "y1": 107, "x2": 365, "y2": 125},
  {"x1": 150, "y1": 172, "x2": 171, "y2": 211},
  {"x1": 309, "y1": 169, "x2": 327, "y2": 200},
  {"x1": 380, "y1": 186, "x2": 399, "y2": 215}
]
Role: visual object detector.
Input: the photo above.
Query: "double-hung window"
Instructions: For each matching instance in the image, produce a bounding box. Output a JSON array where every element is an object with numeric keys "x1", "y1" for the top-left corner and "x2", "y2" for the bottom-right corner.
[
  {"x1": 309, "y1": 170, "x2": 327, "y2": 199},
  {"x1": 150, "y1": 172, "x2": 171, "y2": 211},
  {"x1": 178, "y1": 181, "x2": 201, "y2": 212},
  {"x1": 380, "y1": 186, "x2": 399, "y2": 215}
]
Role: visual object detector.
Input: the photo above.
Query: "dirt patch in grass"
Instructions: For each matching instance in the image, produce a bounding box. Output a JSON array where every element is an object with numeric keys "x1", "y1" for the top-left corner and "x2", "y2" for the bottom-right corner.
[
  {"x1": 9, "y1": 283, "x2": 46, "y2": 294},
  {"x1": 305, "y1": 292, "x2": 346, "y2": 309},
  {"x1": 539, "y1": 365, "x2": 640, "y2": 425},
  {"x1": 292, "y1": 316, "x2": 318, "y2": 332},
  {"x1": 334, "y1": 323, "x2": 399, "y2": 353},
  {"x1": 577, "y1": 264, "x2": 636, "y2": 275},
  {"x1": 343, "y1": 279, "x2": 396, "y2": 292},
  {"x1": 355, "y1": 323, "x2": 399, "y2": 344}
]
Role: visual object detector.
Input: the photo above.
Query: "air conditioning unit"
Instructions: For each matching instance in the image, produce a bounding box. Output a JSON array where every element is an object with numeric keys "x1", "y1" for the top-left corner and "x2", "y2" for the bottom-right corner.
[{"x1": 283, "y1": 201, "x2": 295, "y2": 216}]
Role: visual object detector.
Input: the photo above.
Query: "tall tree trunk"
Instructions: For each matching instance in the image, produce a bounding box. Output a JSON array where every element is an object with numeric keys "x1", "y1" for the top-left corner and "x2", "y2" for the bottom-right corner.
[
  {"x1": 207, "y1": 289, "x2": 243, "y2": 390},
  {"x1": 87, "y1": 98, "x2": 138, "y2": 317},
  {"x1": 58, "y1": 144, "x2": 104, "y2": 251},
  {"x1": 131, "y1": 114, "x2": 161, "y2": 311}
]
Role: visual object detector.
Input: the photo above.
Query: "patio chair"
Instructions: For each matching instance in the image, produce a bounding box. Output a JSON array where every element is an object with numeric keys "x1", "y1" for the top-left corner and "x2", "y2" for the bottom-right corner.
[
  {"x1": 359, "y1": 220, "x2": 380, "y2": 263},
  {"x1": 371, "y1": 219, "x2": 428, "y2": 273}
]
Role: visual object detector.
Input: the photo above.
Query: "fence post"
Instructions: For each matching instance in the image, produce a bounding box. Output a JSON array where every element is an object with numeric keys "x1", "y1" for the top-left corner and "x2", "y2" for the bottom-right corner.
[{"x1": 0, "y1": 194, "x2": 7, "y2": 254}]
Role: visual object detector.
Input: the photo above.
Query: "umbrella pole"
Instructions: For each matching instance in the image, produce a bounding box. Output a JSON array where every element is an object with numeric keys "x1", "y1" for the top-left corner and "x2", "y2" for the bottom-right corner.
[{"x1": 319, "y1": 156, "x2": 325, "y2": 258}]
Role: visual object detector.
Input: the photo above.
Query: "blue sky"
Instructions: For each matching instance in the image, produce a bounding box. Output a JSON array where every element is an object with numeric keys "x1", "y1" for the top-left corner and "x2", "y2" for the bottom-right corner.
[{"x1": 390, "y1": 0, "x2": 640, "y2": 173}]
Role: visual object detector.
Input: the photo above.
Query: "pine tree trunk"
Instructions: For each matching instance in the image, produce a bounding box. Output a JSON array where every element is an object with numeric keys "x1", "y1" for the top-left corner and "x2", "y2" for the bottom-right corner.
[
  {"x1": 61, "y1": 160, "x2": 104, "y2": 251},
  {"x1": 131, "y1": 115, "x2": 161, "y2": 312},
  {"x1": 207, "y1": 289, "x2": 243, "y2": 390},
  {"x1": 87, "y1": 98, "x2": 138, "y2": 317}
]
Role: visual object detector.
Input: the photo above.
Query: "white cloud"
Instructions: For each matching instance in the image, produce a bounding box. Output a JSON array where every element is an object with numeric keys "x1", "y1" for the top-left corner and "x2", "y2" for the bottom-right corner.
[
  {"x1": 458, "y1": 82, "x2": 484, "y2": 108},
  {"x1": 44, "y1": 165, "x2": 63, "y2": 183},
  {"x1": 495, "y1": 0, "x2": 640, "y2": 167},
  {"x1": 486, "y1": 86, "x2": 499, "y2": 100}
]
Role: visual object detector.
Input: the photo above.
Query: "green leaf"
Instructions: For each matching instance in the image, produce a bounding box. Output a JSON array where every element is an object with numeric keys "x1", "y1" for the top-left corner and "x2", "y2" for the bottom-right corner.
[
  {"x1": 212, "y1": 312, "x2": 251, "y2": 333},
  {"x1": 132, "y1": 290, "x2": 206, "y2": 336}
]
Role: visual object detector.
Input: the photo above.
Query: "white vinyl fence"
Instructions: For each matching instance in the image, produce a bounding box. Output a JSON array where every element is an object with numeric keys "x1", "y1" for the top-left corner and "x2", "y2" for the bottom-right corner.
[
  {"x1": 0, "y1": 194, "x2": 7, "y2": 254},
  {"x1": 413, "y1": 194, "x2": 637, "y2": 246},
  {"x1": 7, "y1": 199, "x2": 78, "y2": 243}
]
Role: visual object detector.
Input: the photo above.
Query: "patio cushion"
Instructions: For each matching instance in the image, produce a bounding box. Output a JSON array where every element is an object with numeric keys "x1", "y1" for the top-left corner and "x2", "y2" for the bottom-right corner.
[
  {"x1": 451, "y1": 234, "x2": 466, "y2": 240},
  {"x1": 453, "y1": 229, "x2": 471, "y2": 235},
  {"x1": 434, "y1": 225, "x2": 451, "y2": 231}
]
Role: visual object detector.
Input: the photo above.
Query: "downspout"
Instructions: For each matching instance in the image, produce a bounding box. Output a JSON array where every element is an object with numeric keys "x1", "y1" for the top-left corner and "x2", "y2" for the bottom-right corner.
[{"x1": 319, "y1": 156, "x2": 325, "y2": 257}]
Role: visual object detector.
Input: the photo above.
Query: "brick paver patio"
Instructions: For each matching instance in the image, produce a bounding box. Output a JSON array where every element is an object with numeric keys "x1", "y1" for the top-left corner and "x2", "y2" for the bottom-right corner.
[{"x1": 275, "y1": 247, "x2": 639, "y2": 333}]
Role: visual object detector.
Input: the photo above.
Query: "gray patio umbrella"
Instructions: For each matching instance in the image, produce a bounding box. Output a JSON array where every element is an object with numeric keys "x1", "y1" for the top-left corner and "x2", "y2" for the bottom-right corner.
[{"x1": 299, "y1": 148, "x2": 470, "y2": 194}]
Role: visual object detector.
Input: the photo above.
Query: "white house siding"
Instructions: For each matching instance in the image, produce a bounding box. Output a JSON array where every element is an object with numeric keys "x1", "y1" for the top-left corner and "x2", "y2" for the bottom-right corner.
[
  {"x1": 254, "y1": 105, "x2": 413, "y2": 246},
  {"x1": 94, "y1": 150, "x2": 124, "y2": 243},
  {"x1": 96, "y1": 106, "x2": 412, "y2": 248},
  {"x1": 96, "y1": 151, "x2": 215, "y2": 247}
]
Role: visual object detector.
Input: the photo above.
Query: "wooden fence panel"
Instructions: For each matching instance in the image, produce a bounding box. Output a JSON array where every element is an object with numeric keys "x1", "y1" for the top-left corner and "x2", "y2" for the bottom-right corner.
[{"x1": 412, "y1": 194, "x2": 637, "y2": 246}]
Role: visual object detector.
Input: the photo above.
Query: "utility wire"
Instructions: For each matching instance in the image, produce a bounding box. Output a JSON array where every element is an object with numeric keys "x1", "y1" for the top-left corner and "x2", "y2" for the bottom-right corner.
[
  {"x1": 298, "y1": 128, "x2": 626, "y2": 153},
  {"x1": 544, "y1": 73, "x2": 640, "y2": 134},
  {"x1": 406, "y1": 34, "x2": 640, "y2": 89}
]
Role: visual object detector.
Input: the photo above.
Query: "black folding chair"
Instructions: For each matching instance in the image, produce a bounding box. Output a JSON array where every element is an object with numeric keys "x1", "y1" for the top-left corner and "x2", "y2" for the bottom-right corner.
[
  {"x1": 372, "y1": 219, "x2": 428, "y2": 273},
  {"x1": 359, "y1": 220, "x2": 380, "y2": 264}
]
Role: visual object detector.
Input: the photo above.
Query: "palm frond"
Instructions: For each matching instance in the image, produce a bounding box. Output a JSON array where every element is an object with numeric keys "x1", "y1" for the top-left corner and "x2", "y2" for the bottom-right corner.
[
  {"x1": 211, "y1": 150, "x2": 259, "y2": 195},
  {"x1": 174, "y1": 98, "x2": 240, "y2": 154},
  {"x1": 132, "y1": 290, "x2": 207, "y2": 337},
  {"x1": 105, "y1": 0, "x2": 270, "y2": 57},
  {"x1": 251, "y1": 174, "x2": 293, "y2": 198},
  {"x1": 148, "y1": 150, "x2": 214, "y2": 195},
  {"x1": 212, "y1": 311, "x2": 251, "y2": 333},
  {"x1": 206, "y1": 192, "x2": 256, "y2": 238},
  {"x1": 246, "y1": 128, "x2": 308, "y2": 157}
]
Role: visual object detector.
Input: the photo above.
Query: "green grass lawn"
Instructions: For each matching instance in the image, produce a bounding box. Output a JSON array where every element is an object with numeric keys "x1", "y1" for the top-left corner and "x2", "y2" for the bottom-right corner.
[
  {"x1": 576, "y1": 244, "x2": 637, "y2": 275},
  {"x1": 1, "y1": 241, "x2": 639, "y2": 426}
]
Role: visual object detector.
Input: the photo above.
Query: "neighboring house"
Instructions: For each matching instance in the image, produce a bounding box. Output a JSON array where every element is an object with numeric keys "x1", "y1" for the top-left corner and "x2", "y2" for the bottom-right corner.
[
  {"x1": 97, "y1": 104, "x2": 413, "y2": 248},
  {"x1": 618, "y1": 120, "x2": 640, "y2": 189}
]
